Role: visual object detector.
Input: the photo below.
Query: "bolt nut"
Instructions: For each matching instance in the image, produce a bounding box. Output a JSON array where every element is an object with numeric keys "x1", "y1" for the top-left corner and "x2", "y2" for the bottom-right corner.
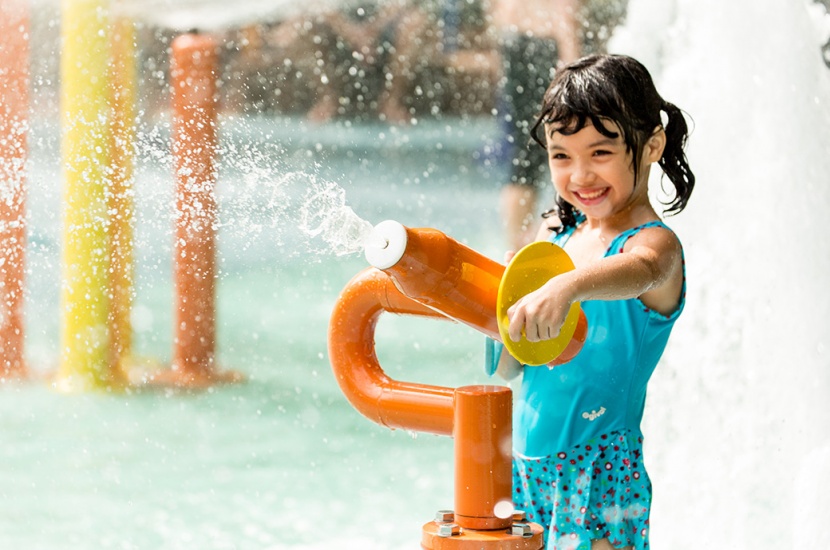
[
  {"x1": 511, "y1": 522, "x2": 533, "y2": 538},
  {"x1": 437, "y1": 523, "x2": 461, "y2": 537},
  {"x1": 435, "y1": 510, "x2": 454, "y2": 523}
]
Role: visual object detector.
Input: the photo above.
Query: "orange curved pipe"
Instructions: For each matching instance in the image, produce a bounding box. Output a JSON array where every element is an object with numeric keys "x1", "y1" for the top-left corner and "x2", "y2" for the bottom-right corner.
[
  {"x1": 329, "y1": 267, "x2": 455, "y2": 435},
  {"x1": 381, "y1": 225, "x2": 587, "y2": 356},
  {"x1": 328, "y1": 268, "x2": 514, "y2": 529}
]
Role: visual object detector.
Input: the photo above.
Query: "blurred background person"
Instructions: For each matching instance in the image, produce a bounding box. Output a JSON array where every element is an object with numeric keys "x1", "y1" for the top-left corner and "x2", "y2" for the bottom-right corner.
[
  {"x1": 491, "y1": 0, "x2": 628, "y2": 252},
  {"x1": 269, "y1": 0, "x2": 434, "y2": 124},
  {"x1": 218, "y1": 0, "x2": 505, "y2": 123}
]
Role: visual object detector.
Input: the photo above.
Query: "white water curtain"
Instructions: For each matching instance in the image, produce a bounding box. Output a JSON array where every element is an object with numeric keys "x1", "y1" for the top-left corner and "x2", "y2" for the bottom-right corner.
[{"x1": 610, "y1": 1, "x2": 830, "y2": 548}]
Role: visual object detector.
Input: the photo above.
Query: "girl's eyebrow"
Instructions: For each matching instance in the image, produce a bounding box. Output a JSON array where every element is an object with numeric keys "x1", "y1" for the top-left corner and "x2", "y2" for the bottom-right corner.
[
  {"x1": 547, "y1": 137, "x2": 620, "y2": 150},
  {"x1": 588, "y1": 137, "x2": 620, "y2": 148}
]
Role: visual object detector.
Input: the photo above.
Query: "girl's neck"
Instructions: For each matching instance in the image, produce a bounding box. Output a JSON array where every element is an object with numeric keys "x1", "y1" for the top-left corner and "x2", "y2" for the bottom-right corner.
[
  {"x1": 568, "y1": 203, "x2": 657, "y2": 263},
  {"x1": 581, "y1": 200, "x2": 658, "y2": 235}
]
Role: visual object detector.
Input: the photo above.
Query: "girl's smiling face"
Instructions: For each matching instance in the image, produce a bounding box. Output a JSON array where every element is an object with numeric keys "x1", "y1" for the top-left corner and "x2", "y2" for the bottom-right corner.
[{"x1": 546, "y1": 118, "x2": 653, "y2": 221}]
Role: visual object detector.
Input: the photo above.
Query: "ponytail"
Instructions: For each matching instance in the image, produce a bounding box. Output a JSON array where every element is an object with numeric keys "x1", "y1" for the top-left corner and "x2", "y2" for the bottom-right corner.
[
  {"x1": 659, "y1": 101, "x2": 695, "y2": 215},
  {"x1": 553, "y1": 196, "x2": 578, "y2": 232}
]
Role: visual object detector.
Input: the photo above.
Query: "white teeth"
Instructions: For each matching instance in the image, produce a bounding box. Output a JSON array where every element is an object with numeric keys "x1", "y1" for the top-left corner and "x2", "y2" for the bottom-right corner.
[{"x1": 577, "y1": 189, "x2": 605, "y2": 200}]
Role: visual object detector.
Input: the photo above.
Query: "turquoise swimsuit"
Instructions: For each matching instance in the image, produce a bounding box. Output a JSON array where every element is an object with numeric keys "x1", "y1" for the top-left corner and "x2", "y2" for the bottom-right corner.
[{"x1": 494, "y1": 220, "x2": 685, "y2": 550}]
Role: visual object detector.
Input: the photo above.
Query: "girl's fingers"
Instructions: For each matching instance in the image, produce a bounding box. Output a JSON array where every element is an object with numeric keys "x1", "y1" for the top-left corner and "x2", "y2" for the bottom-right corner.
[
  {"x1": 508, "y1": 295, "x2": 563, "y2": 343},
  {"x1": 507, "y1": 307, "x2": 525, "y2": 342},
  {"x1": 527, "y1": 324, "x2": 561, "y2": 343}
]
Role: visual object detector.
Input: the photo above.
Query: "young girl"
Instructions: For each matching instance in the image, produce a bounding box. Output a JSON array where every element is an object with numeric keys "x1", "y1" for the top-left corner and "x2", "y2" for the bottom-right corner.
[{"x1": 495, "y1": 54, "x2": 695, "y2": 550}]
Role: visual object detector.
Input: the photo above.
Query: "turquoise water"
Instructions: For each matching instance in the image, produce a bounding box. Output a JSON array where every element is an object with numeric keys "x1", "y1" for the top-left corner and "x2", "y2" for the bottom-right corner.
[{"x1": 9, "y1": 115, "x2": 514, "y2": 549}]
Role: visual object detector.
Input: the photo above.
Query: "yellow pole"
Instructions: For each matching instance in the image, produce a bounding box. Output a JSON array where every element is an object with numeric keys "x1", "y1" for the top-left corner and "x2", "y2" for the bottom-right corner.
[
  {"x1": 57, "y1": 0, "x2": 122, "y2": 391},
  {"x1": 108, "y1": 16, "x2": 136, "y2": 374},
  {"x1": 0, "y1": 0, "x2": 29, "y2": 380}
]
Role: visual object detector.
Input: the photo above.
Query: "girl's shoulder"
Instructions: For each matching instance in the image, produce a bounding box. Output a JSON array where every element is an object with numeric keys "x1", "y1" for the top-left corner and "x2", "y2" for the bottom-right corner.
[
  {"x1": 607, "y1": 220, "x2": 683, "y2": 268},
  {"x1": 614, "y1": 220, "x2": 681, "y2": 253},
  {"x1": 620, "y1": 220, "x2": 686, "y2": 317}
]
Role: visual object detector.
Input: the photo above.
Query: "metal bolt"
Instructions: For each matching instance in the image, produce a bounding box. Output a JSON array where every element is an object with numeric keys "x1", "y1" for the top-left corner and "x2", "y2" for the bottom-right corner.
[
  {"x1": 511, "y1": 522, "x2": 533, "y2": 538},
  {"x1": 435, "y1": 510, "x2": 454, "y2": 523},
  {"x1": 437, "y1": 523, "x2": 461, "y2": 537}
]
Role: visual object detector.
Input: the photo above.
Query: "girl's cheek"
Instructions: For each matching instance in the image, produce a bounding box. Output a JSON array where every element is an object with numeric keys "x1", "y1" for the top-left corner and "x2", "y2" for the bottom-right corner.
[{"x1": 550, "y1": 173, "x2": 569, "y2": 191}]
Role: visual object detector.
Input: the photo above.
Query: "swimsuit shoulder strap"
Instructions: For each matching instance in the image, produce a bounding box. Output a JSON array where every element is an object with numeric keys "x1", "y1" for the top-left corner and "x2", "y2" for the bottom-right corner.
[{"x1": 606, "y1": 220, "x2": 673, "y2": 256}]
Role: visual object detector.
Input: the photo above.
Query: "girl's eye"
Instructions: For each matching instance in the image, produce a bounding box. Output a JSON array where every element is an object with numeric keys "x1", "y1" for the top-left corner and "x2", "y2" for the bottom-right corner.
[
  {"x1": 550, "y1": 152, "x2": 568, "y2": 160},
  {"x1": 593, "y1": 149, "x2": 612, "y2": 156}
]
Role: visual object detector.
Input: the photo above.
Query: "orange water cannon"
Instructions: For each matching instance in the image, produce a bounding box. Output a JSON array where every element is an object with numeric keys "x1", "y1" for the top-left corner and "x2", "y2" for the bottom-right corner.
[
  {"x1": 363, "y1": 221, "x2": 587, "y2": 367},
  {"x1": 328, "y1": 221, "x2": 587, "y2": 548}
]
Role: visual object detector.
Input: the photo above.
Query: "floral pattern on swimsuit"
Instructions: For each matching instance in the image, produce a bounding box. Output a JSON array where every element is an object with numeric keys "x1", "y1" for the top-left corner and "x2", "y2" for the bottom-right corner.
[{"x1": 512, "y1": 429, "x2": 651, "y2": 550}]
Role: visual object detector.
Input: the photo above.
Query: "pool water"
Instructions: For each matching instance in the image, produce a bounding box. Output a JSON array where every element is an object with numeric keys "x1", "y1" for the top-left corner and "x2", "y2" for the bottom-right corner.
[{"x1": 8, "y1": 115, "x2": 513, "y2": 549}]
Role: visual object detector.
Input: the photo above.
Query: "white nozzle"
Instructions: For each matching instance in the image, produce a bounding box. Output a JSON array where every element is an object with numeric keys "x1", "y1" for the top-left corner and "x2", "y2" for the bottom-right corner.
[{"x1": 364, "y1": 220, "x2": 407, "y2": 269}]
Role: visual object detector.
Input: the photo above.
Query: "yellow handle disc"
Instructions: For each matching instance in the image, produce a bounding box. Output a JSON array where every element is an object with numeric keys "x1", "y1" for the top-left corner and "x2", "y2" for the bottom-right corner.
[{"x1": 496, "y1": 241, "x2": 581, "y2": 366}]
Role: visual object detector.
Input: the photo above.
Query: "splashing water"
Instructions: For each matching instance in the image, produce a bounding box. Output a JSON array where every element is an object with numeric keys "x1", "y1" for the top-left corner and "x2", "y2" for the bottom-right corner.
[
  {"x1": 244, "y1": 164, "x2": 378, "y2": 258},
  {"x1": 136, "y1": 130, "x2": 382, "y2": 260},
  {"x1": 206, "y1": 127, "x2": 382, "y2": 258},
  {"x1": 295, "y1": 175, "x2": 375, "y2": 256}
]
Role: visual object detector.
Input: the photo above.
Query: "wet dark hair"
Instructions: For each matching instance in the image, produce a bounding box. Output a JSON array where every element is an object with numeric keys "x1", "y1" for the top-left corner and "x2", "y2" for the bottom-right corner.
[{"x1": 530, "y1": 54, "x2": 695, "y2": 230}]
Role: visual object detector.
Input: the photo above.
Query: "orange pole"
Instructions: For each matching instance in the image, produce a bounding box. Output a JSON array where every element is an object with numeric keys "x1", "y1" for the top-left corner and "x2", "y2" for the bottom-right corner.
[
  {"x1": 170, "y1": 32, "x2": 221, "y2": 385},
  {"x1": 0, "y1": 0, "x2": 29, "y2": 380},
  {"x1": 157, "y1": 32, "x2": 240, "y2": 388},
  {"x1": 453, "y1": 385, "x2": 513, "y2": 531}
]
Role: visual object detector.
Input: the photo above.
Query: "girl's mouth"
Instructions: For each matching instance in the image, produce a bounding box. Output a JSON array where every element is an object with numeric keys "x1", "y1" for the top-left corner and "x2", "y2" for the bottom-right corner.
[{"x1": 573, "y1": 187, "x2": 609, "y2": 205}]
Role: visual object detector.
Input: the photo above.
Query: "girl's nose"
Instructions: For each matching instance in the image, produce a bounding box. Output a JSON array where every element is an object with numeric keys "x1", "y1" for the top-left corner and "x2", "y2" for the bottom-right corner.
[{"x1": 571, "y1": 161, "x2": 596, "y2": 184}]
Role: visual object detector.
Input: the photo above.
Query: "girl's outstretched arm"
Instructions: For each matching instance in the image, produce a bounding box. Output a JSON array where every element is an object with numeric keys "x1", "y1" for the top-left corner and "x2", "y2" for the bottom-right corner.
[{"x1": 507, "y1": 226, "x2": 683, "y2": 343}]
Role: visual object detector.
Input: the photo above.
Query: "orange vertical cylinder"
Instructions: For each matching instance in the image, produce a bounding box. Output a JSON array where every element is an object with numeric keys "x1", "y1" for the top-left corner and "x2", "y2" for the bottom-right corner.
[
  {"x1": 453, "y1": 385, "x2": 513, "y2": 531},
  {"x1": 171, "y1": 32, "x2": 219, "y2": 382},
  {"x1": 0, "y1": 0, "x2": 29, "y2": 379}
]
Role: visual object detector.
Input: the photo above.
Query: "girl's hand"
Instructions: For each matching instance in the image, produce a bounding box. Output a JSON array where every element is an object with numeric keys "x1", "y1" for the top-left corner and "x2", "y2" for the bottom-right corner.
[{"x1": 506, "y1": 275, "x2": 575, "y2": 343}]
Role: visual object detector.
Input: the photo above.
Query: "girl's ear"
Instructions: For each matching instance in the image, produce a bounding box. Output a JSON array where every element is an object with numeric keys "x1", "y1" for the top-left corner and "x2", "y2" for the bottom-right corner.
[{"x1": 644, "y1": 126, "x2": 667, "y2": 164}]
